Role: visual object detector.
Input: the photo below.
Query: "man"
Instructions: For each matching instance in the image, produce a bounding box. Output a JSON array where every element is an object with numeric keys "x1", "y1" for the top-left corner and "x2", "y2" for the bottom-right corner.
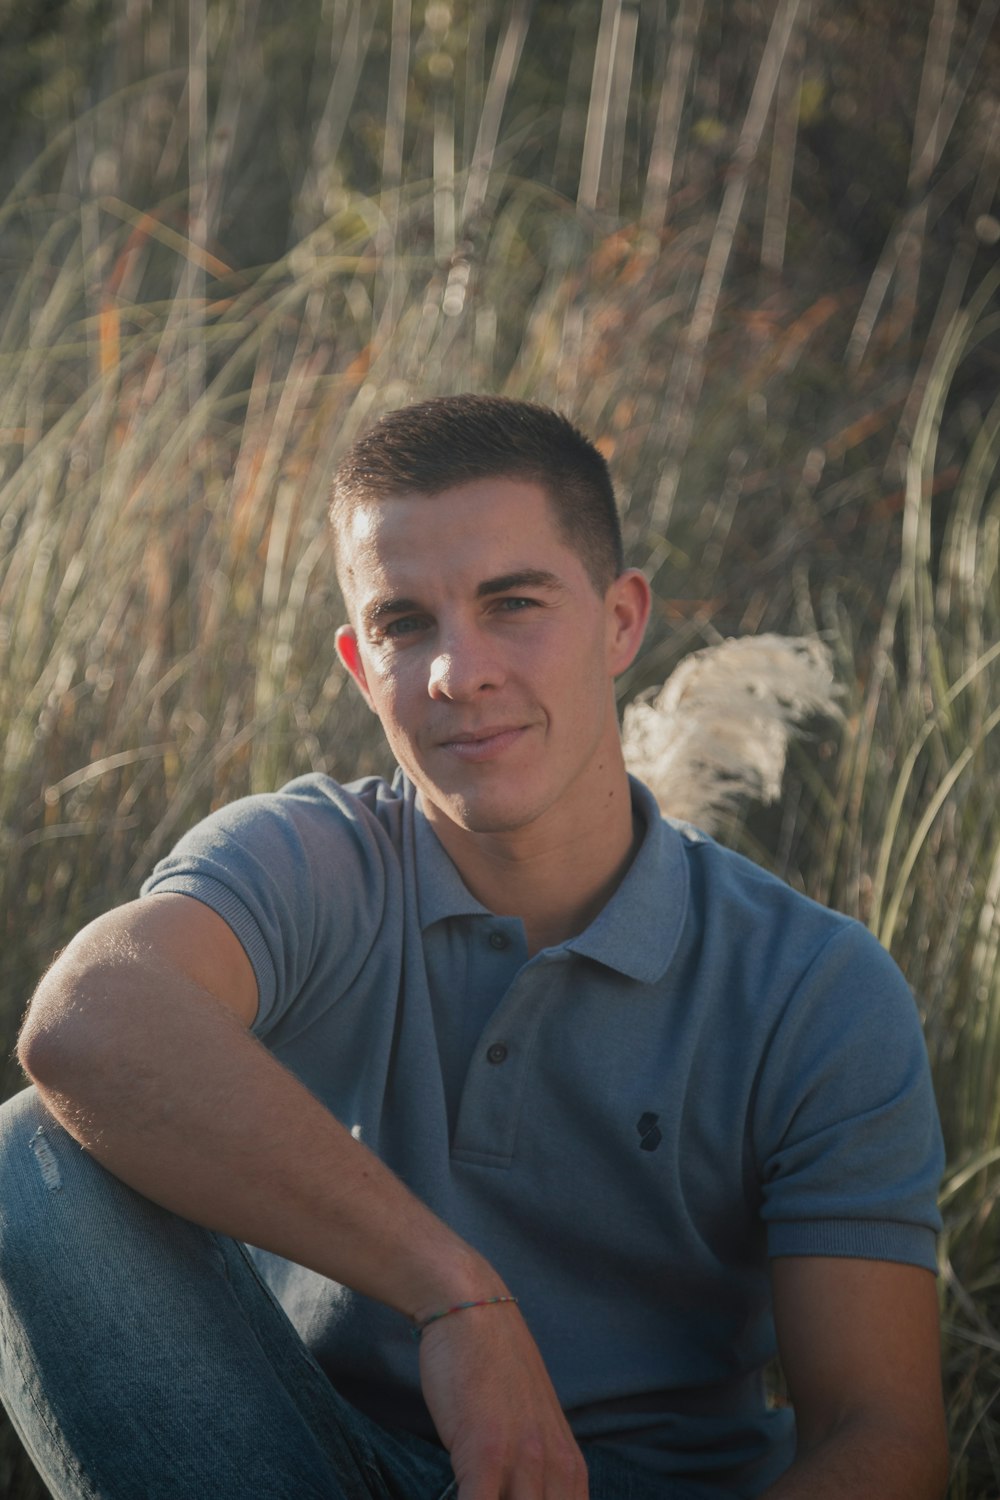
[{"x1": 1, "y1": 396, "x2": 947, "y2": 1498}]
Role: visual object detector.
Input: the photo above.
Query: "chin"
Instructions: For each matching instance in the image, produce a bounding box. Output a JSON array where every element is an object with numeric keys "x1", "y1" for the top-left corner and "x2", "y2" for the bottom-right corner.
[
  {"x1": 445, "y1": 801, "x2": 532, "y2": 835},
  {"x1": 426, "y1": 786, "x2": 544, "y2": 836}
]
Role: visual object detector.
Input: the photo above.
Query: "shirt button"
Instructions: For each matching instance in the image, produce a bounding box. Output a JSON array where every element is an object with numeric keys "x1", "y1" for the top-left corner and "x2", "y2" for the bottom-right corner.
[
  {"x1": 486, "y1": 1042, "x2": 508, "y2": 1065},
  {"x1": 488, "y1": 931, "x2": 509, "y2": 951}
]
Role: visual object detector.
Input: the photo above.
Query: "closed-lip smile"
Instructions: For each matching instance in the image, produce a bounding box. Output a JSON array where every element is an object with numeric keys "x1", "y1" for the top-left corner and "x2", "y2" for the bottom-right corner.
[{"x1": 439, "y1": 725, "x2": 529, "y2": 760}]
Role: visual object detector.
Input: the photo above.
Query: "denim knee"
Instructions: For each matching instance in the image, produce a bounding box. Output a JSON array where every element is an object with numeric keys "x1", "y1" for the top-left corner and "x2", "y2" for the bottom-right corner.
[{"x1": 0, "y1": 1087, "x2": 75, "y2": 1287}]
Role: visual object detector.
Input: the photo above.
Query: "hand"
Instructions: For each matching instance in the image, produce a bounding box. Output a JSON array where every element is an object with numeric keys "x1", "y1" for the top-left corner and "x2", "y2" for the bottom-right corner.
[{"x1": 417, "y1": 1300, "x2": 588, "y2": 1500}]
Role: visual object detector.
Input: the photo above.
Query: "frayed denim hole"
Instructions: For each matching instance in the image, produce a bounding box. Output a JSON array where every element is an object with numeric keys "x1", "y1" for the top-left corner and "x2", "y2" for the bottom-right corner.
[{"x1": 28, "y1": 1126, "x2": 62, "y2": 1192}]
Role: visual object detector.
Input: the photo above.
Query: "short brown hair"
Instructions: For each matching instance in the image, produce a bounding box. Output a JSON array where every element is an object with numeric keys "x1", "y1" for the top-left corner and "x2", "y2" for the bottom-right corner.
[{"x1": 330, "y1": 394, "x2": 624, "y2": 592}]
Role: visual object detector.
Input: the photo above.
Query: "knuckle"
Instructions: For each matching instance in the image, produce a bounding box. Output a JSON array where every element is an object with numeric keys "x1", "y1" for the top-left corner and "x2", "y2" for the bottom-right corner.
[
  {"x1": 558, "y1": 1440, "x2": 587, "y2": 1480},
  {"x1": 475, "y1": 1435, "x2": 507, "y2": 1471},
  {"x1": 519, "y1": 1431, "x2": 547, "y2": 1471}
]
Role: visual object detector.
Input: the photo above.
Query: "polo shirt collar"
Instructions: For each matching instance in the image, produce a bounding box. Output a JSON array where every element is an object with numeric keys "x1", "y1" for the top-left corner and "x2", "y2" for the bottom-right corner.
[
  {"x1": 406, "y1": 773, "x2": 691, "y2": 985},
  {"x1": 561, "y1": 777, "x2": 690, "y2": 983},
  {"x1": 409, "y1": 781, "x2": 493, "y2": 928}
]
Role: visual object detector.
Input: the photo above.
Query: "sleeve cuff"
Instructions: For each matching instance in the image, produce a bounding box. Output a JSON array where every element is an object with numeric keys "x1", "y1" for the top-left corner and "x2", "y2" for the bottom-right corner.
[
  {"x1": 767, "y1": 1217, "x2": 939, "y2": 1273},
  {"x1": 141, "y1": 874, "x2": 278, "y2": 1024}
]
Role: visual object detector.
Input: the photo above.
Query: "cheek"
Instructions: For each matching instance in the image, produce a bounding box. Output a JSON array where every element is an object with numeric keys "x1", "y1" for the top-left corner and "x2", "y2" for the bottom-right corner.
[{"x1": 364, "y1": 660, "x2": 422, "y2": 732}]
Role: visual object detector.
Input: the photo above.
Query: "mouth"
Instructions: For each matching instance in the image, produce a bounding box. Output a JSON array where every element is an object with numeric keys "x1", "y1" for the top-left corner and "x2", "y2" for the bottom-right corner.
[{"x1": 438, "y1": 726, "x2": 529, "y2": 762}]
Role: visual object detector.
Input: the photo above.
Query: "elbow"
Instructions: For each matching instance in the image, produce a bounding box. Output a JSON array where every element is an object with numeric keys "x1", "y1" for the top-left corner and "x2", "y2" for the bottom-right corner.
[
  {"x1": 17, "y1": 972, "x2": 83, "y2": 1088},
  {"x1": 795, "y1": 1406, "x2": 951, "y2": 1500},
  {"x1": 17, "y1": 906, "x2": 143, "y2": 1090},
  {"x1": 17, "y1": 942, "x2": 117, "y2": 1091}
]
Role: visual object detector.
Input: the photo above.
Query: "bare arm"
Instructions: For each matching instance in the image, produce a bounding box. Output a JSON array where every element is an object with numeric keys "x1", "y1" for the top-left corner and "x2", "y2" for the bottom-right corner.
[
  {"x1": 20, "y1": 894, "x2": 472, "y2": 1307},
  {"x1": 18, "y1": 893, "x2": 587, "y2": 1499},
  {"x1": 761, "y1": 1256, "x2": 949, "y2": 1500}
]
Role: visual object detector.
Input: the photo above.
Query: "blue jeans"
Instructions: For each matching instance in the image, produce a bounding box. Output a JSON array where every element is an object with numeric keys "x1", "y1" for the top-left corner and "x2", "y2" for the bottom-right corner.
[{"x1": 0, "y1": 1088, "x2": 668, "y2": 1499}]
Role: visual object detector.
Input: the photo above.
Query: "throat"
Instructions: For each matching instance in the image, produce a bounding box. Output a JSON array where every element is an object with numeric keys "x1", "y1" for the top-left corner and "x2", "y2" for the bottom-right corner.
[{"x1": 434, "y1": 806, "x2": 644, "y2": 956}]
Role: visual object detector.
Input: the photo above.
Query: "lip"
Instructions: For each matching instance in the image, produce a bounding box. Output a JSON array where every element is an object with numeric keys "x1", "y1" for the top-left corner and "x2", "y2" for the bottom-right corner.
[{"x1": 438, "y1": 726, "x2": 529, "y2": 762}]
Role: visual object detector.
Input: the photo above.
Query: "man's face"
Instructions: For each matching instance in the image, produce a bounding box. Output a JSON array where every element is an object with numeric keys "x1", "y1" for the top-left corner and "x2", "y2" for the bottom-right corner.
[{"x1": 334, "y1": 477, "x2": 648, "y2": 844}]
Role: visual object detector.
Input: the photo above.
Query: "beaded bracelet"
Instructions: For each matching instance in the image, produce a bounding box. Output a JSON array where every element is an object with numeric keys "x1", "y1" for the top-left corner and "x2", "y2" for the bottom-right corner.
[{"x1": 410, "y1": 1295, "x2": 519, "y2": 1342}]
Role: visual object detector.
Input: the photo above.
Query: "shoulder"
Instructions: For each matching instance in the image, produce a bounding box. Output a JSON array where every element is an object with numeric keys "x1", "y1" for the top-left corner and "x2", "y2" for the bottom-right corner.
[
  {"x1": 139, "y1": 773, "x2": 413, "y2": 1029},
  {"x1": 143, "y1": 773, "x2": 407, "y2": 889},
  {"x1": 650, "y1": 809, "x2": 928, "y2": 1071},
  {"x1": 663, "y1": 815, "x2": 876, "y2": 996},
  {"x1": 623, "y1": 781, "x2": 895, "y2": 1019}
]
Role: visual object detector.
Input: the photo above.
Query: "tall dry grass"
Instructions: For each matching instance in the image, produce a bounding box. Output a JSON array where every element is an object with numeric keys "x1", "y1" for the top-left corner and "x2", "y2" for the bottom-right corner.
[{"x1": 1, "y1": 2, "x2": 999, "y2": 1494}]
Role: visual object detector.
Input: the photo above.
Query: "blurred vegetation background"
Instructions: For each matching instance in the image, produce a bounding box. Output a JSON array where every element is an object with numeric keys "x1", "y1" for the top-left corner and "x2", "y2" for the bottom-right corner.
[{"x1": 1, "y1": 0, "x2": 998, "y2": 1493}]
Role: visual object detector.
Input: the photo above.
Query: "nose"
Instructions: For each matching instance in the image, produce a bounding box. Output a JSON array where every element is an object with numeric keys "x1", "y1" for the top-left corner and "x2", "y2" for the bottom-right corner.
[{"x1": 427, "y1": 627, "x2": 504, "y2": 700}]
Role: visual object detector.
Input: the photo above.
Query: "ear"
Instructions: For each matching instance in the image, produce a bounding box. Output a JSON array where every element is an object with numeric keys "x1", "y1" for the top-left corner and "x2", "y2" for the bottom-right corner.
[
  {"x1": 335, "y1": 625, "x2": 377, "y2": 713},
  {"x1": 605, "y1": 568, "x2": 651, "y2": 677}
]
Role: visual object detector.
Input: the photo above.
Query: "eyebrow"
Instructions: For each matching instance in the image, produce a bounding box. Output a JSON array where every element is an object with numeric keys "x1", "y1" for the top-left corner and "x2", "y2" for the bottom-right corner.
[
  {"x1": 362, "y1": 569, "x2": 566, "y2": 631},
  {"x1": 475, "y1": 569, "x2": 565, "y2": 598},
  {"x1": 362, "y1": 596, "x2": 421, "y2": 630}
]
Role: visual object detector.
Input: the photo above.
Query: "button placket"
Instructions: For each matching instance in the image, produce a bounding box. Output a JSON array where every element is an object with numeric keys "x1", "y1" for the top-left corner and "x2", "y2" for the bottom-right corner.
[{"x1": 451, "y1": 959, "x2": 558, "y2": 1167}]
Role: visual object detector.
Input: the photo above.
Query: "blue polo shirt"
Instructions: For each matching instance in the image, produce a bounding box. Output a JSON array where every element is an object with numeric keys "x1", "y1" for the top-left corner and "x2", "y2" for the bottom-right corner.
[{"x1": 142, "y1": 771, "x2": 943, "y2": 1497}]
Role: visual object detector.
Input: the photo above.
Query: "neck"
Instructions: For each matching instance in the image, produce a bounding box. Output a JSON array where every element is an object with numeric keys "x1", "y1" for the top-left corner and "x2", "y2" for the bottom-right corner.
[{"x1": 423, "y1": 768, "x2": 640, "y2": 955}]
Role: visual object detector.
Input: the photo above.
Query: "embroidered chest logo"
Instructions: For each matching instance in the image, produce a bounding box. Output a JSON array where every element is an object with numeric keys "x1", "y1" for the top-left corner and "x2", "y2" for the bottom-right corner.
[{"x1": 636, "y1": 1111, "x2": 662, "y2": 1152}]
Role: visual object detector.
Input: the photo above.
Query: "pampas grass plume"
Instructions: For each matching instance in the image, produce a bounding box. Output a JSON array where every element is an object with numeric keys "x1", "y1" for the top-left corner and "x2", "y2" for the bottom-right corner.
[{"x1": 622, "y1": 635, "x2": 842, "y2": 834}]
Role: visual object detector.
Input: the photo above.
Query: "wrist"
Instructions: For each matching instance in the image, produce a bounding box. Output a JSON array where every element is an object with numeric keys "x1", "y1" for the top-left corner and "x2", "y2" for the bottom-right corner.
[
  {"x1": 410, "y1": 1294, "x2": 519, "y2": 1341},
  {"x1": 404, "y1": 1238, "x2": 509, "y2": 1326}
]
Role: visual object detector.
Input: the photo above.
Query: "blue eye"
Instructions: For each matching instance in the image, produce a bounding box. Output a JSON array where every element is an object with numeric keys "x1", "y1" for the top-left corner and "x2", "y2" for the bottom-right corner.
[{"x1": 381, "y1": 616, "x2": 427, "y2": 638}]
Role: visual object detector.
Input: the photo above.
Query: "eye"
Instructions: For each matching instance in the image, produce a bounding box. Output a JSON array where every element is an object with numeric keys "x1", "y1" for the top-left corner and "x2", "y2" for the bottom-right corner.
[
  {"x1": 379, "y1": 614, "x2": 429, "y2": 640},
  {"x1": 495, "y1": 596, "x2": 540, "y2": 613}
]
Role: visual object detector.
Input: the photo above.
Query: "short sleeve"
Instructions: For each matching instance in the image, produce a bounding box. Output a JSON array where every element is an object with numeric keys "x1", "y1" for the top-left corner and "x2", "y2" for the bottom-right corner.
[
  {"x1": 752, "y1": 922, "x2": 944, "y2": 1272},
  {"x1": 140, "y1": 775, "x2": 397, "y2": 1037}
]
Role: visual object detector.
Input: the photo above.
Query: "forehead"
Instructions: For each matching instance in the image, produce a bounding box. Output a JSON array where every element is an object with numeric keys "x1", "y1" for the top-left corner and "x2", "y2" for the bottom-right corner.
[{"x1": 335, "y1": 476, "x2": 581, "y2": 602}]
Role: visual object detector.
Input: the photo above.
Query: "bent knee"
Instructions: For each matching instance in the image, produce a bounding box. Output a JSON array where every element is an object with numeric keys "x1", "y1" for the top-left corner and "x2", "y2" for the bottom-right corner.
[
  {"x1": 0, "y1": 1088, "x2": 65, "y2": 1241},
  {"x1": 0, "y1": 1088, "x2": 110, "y2": 1278}
]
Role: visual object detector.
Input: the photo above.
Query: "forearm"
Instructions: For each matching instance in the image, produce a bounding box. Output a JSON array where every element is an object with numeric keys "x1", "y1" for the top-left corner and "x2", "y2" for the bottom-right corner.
[
  {"x1": 761, "y1": 1414, "x2": 949, "y2": 1500},
  {"x1": 18, "y1": 938, "x2": 495, "y2": 1324}
]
